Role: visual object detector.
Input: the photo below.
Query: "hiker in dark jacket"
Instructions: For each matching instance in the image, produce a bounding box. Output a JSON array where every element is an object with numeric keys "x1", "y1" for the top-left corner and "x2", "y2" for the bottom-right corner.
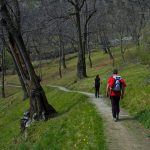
[{"x1": 94, "y1": 74, "x2": 101, "y2": 98}]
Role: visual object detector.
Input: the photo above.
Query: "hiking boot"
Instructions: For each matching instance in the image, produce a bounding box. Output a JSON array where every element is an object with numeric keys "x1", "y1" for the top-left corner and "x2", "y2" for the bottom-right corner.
[
  {"x1": 116, "y1": 115, "x2": 119, "y2": 121},
  {"x1": 113, "y1": 118, "x2": 117, "y2": 122}
]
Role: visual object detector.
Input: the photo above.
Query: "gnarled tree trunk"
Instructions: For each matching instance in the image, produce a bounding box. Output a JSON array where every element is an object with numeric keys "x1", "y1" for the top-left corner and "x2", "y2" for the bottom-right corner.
[
  {"x1": 0, "y1": 0, "x2": 56, "y2": 120},
  {"x1": 11, "y1": 50, "x2": 28, "y2": 100}
]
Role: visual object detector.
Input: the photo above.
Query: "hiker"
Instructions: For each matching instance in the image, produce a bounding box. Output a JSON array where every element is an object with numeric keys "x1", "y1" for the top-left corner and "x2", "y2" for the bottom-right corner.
[
  {"x1": 106, "y1": 69, "x2": 126, "y2": 121},
  {"x1": 94, "y1": 74, "x2": 101, "y2": 98}
]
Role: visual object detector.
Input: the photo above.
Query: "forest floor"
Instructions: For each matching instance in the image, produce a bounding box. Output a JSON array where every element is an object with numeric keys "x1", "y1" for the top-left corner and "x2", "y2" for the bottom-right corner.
[{"x1": 49, "y1": 85, "x2": 150, "y2": 150}]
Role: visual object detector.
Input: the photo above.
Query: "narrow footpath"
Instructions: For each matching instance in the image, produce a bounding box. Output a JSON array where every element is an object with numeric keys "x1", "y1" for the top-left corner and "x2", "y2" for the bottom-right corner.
[
  {"x1": 0, "y1": 84, "x2": 21, "y2": 88},
  {"x1": 49, "y1": 85, "x2": 150, "y2": 150}
]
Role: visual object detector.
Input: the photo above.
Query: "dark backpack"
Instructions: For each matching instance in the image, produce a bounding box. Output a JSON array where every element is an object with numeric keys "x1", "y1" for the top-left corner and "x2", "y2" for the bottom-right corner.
[
  {"x1": 95, "y1": 77, "x2": 100, "y2": 86},
  {"x1": 112, "y1": 75, "x2": 122, "y2": 91}
]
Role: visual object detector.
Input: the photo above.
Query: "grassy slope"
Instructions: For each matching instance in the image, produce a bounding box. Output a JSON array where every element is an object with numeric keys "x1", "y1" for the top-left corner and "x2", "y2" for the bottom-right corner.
[
  {"x1": 38, "y1": 49, "x2": 150, "y2": 130},
  {"x1": 0, "y1": 87, "x2": 106, "y2": 150},
  {"x1": 1, "y1": 47, "x2": 150, "y2": 147}
]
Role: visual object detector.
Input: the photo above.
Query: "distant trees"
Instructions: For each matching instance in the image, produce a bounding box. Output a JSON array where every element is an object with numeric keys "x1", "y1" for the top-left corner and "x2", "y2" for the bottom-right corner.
[
  {"x1": 41, "y1": 0, "x2": 96, "y2": 79},
  {"x1": 20, "y1": 0, "x2": 150, "y2": 77},
  {"x1": 126, "y1": 0, "x2": 146, "y2": 46},
  {"x1": 40, "y1": 0, "x2": 69, "y2": 78},
  {"x1": 113, "y1": 3, "x2": 128, "y2": 62},
  {"x1": 95, "y1": 0, "x2": 115, "y2": 65},
  {"x1": 97, "y1": 0, "x2": 149, "y2": 63}
]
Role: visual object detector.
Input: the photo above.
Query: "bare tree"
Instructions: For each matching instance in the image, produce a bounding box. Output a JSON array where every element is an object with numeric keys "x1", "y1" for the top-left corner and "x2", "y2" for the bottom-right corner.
[
  {"x1": 1, "y1": 30, "x2": 29, "y2": 100},
  {"x1": 83, "y1": 0, "x2": 96, "y2": 68},
  {"x1": 95, "y1": 0, "x2": 115, "y2": 66},
  {"x1": 114, "y1": 7, "x2": 127, "y2": 62},
  {"x1": 67, "y1": 0, "x2": 87, "y2": 79},
  {"x1": 126, "y1": 0, "x2": 146, "y2": 46},
  {"x1": 0, "y1": 0, "x2": 56, "y2": 120},
  {"x1": 41, "y1": 0, "x2": 68, "y2": 77}
]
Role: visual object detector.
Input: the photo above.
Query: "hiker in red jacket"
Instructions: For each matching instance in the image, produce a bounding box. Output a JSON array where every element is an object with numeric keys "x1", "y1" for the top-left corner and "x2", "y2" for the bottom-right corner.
[{"x1": 106, "y1": 69, "x2": 126, "y2": 121}]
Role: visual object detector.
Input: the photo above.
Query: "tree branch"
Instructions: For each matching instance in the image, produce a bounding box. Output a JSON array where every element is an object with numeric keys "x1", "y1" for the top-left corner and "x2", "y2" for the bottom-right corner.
[
  {"x1": 67, "y1": 0, "x2": 76, "y2": 6},
  {"x1": 79, "y1": 0, "x2": 86, "y2": 10}
]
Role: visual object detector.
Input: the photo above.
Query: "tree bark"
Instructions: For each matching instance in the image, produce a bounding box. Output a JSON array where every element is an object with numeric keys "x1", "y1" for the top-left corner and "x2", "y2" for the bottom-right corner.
[
  {"x1": 75, "y1": 8, "x2": 87, "y2": 79},
  {"x1": 2, "y1": 34, "x2": 29, "y2": 100},
  {"x1": 10, "y1": 50, "x2": 28, "y2": 100},
  {"x1": 61, "y1": 44, "x2": 67, "y2": 69},
  {"x1": 59, "y1": 37, "x2": 62, "y2": 79}
]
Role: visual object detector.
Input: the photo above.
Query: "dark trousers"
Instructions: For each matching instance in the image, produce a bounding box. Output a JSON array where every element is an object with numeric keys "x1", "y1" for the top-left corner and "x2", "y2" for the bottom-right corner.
[
  {"x1": 95, "y1": 86, "x2": 100, "y2": 98},
  {"x1": 110, "y1": 96, "x2": 120, "y2": 118}
]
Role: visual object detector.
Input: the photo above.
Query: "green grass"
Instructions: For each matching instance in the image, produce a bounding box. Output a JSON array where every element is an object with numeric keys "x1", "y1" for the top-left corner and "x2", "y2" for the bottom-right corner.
[
  {"x1": 0, "y1": 86, "x2": 21, "y2": 98},
  {"x1": 2, "y1": 45, "x2": 150, "y2": 143},
  {"x1": 0, "y1": 87, "x2": 106, "y2": 150},
  {"x1": 34, "y1": 49, "x2": 150, "y2": 131},
  {"x1": 0, "y1": 92, "x2": 29, "y2": 149}
]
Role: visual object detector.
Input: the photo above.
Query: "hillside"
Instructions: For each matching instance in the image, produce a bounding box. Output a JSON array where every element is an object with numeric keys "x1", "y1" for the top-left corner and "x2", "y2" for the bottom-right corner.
[
  {"x1": 1, "y1": 47, "x2": 150, "y2": 149},
  {"x1": 1, "y1": 0, "x2": 150, "y2": 149},
  {"x1": 3, "y1": 48, "x2": 150, "y2": 130},
  {"x1": 0, "y1": 87, "x2": 106, "y2": 150}
]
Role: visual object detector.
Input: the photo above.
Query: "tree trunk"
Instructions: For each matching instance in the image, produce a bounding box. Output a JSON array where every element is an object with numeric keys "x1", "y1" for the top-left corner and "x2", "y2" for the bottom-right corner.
[
  {"x1": 1, "y1": 47, "x2": 5, "y2": 98},
  {"x1": 120, "y1": 37, "x2": 125, "y2": 63},
  {"x1": 59, "y1": 64, "x2": 62, "y2": 79},
  {"x1": 0, "y1": 1, "x2": 56, "y2": 120},
  {"x1": 3, "y1": 35, "x2": 29, "y2": 100},
  {"x1": 11, "y1": 51, "x2": 28, "y2": 100},
  {"x1": 86, "y1": 25, "x2": 92, "y2": 68},
  {"x1": 101, "y1": 33, "x2": 115, "y2": 66},
  {"x1": 107, "y1": 47, "x2": 115, "y2": 66},
  {"x1": 88, "y1": 50, "x2": 92, "y2": 68},
  {"x1": 75, "y1": 8, "x2": 87, "y2": 79},
  {"x1": 62, "y1": 44, "x2": 67, "y2": 69},
  {"x1": 59, "y1": 43, "x2": 62, "y2": 79},
  {"x1": 59, "y1": 31, "x2": 67, "y2": 69}
]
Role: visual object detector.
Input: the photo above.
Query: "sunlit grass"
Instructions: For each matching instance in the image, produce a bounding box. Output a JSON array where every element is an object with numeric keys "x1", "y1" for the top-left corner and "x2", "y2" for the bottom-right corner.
[
  {"x1": 2, "y1": 47, "x2": 150, "y2": 132},
  {"x1": 0, "y1": 87, "x2": 106, "y2": 150}
]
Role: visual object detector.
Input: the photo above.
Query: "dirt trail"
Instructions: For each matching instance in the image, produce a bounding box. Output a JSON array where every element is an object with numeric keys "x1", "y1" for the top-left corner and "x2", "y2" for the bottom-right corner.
[
  {"x1": 49, "y1": 85, "x2": 150, "y2": 150},
  {"x1": 0, "y1": 84, "x2": 21, "y2": 88}
]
